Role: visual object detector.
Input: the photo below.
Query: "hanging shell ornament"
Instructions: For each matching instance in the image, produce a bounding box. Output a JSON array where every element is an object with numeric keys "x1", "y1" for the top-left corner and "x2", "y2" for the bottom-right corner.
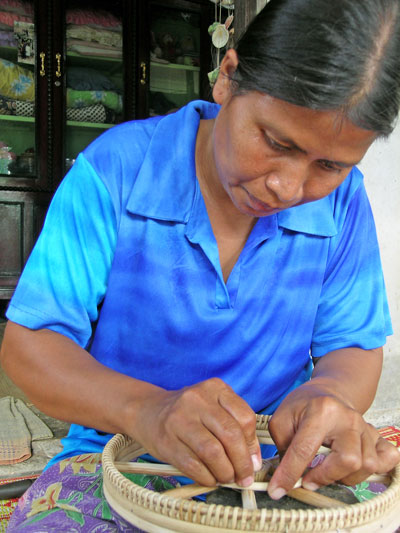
[
  {"x1": 209, "y1": 0, "x2": 235, "y2": 7},
  {"x1": 224, "y1": 14, "x2": 234, "y2": 29},
  {"x1": 208, "y1": 67, "x2": 220, "y2": 86},
  {"x1": 208, "y1": 21, "x2": 220, "y2": 35},
  {"x1": 211, "y1": 23, "x2": 230, "y2": 48}
]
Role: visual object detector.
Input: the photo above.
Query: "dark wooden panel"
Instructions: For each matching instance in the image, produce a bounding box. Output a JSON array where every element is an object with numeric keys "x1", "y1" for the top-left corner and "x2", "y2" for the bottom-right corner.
[
  {"x1": 33, "y1": 198, "x2": 50, "y2": 240},
  {"x1": 0, "y1": 191, "x2": 51, "y2": 299},
  {"x1": 0, "y1": 201, "x2": 25, "y2": 275},
  {"x1": 234, "y1": 0, "x2": 258, "y2": 43}
]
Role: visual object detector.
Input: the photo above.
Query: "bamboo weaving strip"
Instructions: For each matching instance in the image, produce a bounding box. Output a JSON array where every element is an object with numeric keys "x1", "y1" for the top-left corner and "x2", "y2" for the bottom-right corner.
[
  {"x1": 241, "y1": 489, "x2": 258, "y2": 509},
  {"x1": 287, "y1": 487, "x2": 347, "y2": 508},
  {"x1": 256, "y1": 430, "x2": 330, "y2": 454},
  {"x1": 115, "y1": 461, "x2": 182, "y2": 477},
  {"x1": 162, "y1": 484, "x2": 218, "y2": 499}
]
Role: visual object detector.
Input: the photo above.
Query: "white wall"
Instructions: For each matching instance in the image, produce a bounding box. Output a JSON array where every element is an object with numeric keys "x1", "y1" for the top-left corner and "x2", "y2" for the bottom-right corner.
[{"x1": 359, "y1": 121, "x2": 400, "y2": 356}]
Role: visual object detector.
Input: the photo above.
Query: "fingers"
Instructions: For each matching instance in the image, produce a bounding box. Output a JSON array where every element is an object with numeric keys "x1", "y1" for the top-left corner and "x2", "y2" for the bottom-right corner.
[
  {"x1": 268, "y1": 403, "x2": 400, "y2": 499},
  {"x1": 219, "y1": 385, "x2": 262, "y2": 472},
  {"x1": 175, "y1": 416, "x2": 236, "y2": 485},
  {"x1": 303, "y1": 430, "x2": 400, "y2": 489},
  {"x1": 202, "y1": 387, "x2": 260, "y2": 486},
  {"x1": 268, "y1": 414, "x2": 327, "y2": 498},
  {"x1": 375, "y1": 436, "x2": 400, "y2": 473},
  {"x1": 302, "y1": 429, "x2": 364, "y2": 489},
  {"x1": 135, "y1": 378, "x2": 260, "y2": 488},
  {"x1": 159, "y1": 437, "x2": 219, "y2": 487}
]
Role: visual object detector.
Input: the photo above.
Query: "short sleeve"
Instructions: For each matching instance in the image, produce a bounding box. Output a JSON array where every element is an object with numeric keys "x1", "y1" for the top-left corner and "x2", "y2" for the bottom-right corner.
[
  {"x1": 311, "y1": 183, "x2": 392, "y2": 357},
  {"x1": 6, "y1": 153, "x2": 118, "y2": 347}
]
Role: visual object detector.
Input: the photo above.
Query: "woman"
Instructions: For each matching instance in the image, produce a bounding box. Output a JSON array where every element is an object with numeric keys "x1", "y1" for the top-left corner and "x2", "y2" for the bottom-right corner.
[{"x1": 2, "y1": 0, "x2": 400, "y2": 530}]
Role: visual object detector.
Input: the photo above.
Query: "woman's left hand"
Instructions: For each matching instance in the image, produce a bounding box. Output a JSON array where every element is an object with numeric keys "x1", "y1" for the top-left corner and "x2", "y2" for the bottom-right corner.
[{"x1": 267, "y1": 378, "x2": 400, "y2": 500}]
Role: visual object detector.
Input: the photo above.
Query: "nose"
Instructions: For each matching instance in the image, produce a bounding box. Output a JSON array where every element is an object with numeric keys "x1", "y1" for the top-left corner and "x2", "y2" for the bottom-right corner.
[{"x1": 265, "y1": 164, "x2": 307, "y2": 204}]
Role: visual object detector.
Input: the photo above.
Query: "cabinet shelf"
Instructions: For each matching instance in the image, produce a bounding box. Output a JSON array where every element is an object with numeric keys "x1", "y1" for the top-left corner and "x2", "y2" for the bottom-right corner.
[
  {"x1": 151, "y1": 60, "x2": 200, "y2": 72},
  {"x1": 66, "y1": 120, "x2": 114, "y2": 129},
  {"x1": 66, "y1": 51, "x2": 122, "y2": 66},
  {"x1": 0, "y1": 114, "x2": 34, "y2": 124}
]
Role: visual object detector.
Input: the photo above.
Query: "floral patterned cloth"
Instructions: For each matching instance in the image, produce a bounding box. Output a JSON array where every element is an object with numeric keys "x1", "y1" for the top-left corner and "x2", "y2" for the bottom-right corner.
[
  {"x1": 0, "y1": 59, "x2": 34, "y2": 101},
  {"x1": 6, "y1": 454, "x2": 178, "y2": 532},
  {"x1": 5, "y1": 451, "x2": 395, "y2": 532}
]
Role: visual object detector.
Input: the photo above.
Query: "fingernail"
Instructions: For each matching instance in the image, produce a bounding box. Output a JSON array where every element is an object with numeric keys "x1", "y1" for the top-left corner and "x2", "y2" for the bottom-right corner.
[
  {"x1": 302, "y1": 481, "x2": 320, "y2": 491},
  {"x1": 251, "y1": 454, "x2": 262, "y2": 472},
  {"x1": 269, "y1": 487, "x2": 287, "y2": 500},
  {"x1": 238, "y1": 476, "x2": 254, "y2": 487}
]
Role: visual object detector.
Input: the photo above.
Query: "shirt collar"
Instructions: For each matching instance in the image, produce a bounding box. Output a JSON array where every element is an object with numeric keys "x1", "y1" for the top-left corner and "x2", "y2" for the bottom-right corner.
[
  {"x1": 277, "y1": 196, "x2": 338, "y2": 237},
  {"x1": 126, "y1": 100, "x2": 353, "y2": 238},
  {"x1": 126, "y1": 100, "x2": 218, "y2": 223}
]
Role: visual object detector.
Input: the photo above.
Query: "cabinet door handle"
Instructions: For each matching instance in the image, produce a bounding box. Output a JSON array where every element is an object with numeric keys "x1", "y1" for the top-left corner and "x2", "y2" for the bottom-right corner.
[
  {"x1": 55, "y1": 53, "x2": 62, "y2": 78},
  {"x1": 39, "y1": 52, "x2": 46, "y2": 76},
  {"x1": 140, "y1": 61, "x2": 147, "y2": 85}
]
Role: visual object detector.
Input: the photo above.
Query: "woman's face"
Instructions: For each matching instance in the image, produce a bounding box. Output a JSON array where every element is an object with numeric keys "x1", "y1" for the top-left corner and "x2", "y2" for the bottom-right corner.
[{"x1": 211, "y1": 52, "x2": 377, "y2": 218}]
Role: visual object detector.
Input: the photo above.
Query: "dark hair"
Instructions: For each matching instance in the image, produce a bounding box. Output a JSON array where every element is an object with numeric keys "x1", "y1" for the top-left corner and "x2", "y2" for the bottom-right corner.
[{"x1": 233, "y1": 0, "x2": 400, "y2": 136}]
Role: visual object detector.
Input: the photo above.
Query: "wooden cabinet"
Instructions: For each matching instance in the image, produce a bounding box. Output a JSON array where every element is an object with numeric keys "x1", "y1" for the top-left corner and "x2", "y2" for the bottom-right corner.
[
  {"x1": 0, "y1": 190, "x2": 50, "y2": 298},
  {"x1": 0, "y1": 0, "x2": 213, "y2": 299},
  {"x1": 136, "y1": 0, "x2": 214, "y2": 118}
]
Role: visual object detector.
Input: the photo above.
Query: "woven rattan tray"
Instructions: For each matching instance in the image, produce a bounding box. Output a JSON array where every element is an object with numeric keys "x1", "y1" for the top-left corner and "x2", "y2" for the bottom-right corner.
[{"x1": 102, "y1": 415, "x2": 400, "y2": 532}]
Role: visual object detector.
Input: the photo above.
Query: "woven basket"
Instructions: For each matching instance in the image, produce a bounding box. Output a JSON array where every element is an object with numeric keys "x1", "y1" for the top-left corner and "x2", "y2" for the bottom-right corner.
[{"x1": 102, "y1": 415, "x2": 400, "y2": 532}]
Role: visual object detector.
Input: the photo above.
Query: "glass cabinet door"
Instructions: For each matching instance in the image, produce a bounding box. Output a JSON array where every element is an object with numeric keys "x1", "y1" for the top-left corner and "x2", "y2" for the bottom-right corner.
[
  {"x1": 148, "y1": 3, "x2": 201, "y2": 116},
  {"x1": 63, "y1": 0, "x2": 124, "y2": 173},
  {"x1": 0, "y1": 1, "x2": 36, "y2": 179}
]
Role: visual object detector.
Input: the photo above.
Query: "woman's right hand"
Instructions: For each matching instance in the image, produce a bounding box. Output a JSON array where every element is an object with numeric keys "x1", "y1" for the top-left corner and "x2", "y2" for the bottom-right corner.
[
  {"x1": 1, "y1": 323, "x2": 260, "y2": 487},
  {"x1": 127, "y1": 377, "x2": 262, "y2": 487}
]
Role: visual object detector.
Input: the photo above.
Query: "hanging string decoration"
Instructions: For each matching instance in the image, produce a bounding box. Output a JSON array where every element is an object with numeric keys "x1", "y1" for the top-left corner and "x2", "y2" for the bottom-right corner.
[{"x1": 208, "y1": 0, "x2": 234, "y2": 86}]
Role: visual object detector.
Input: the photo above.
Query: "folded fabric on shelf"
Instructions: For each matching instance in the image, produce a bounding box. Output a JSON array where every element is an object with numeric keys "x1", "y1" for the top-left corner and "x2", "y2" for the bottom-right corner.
[
  {"x1": 66, "y1": 103, "x2": 107, "y2": 123},
  {"x1": 0, "y1": 94, "x2": 34, "y2": 117},
  {"x1": 0, "y1": 9, "x2": 32, "y2": 30},
  {"x1": 67, "y1": 66, "x2": 117, "y2": 91},
  {"x1": 0, "y1": 0, "x2": 33, "y2": 17},
  {"x1": 0, "y1": 28, "x2": 16, "y2": 47},
  {"x1": 66, "y1": 38, "x2": 120, "y2": 52},
  {"x1": 66, "y1": 8, "x2": 121, "y2": 31},
  {"x1": 67, "y1": 43, "x2": 122, "y2": 59},
  {"x1": 0, "y1": 396, "x2": 53, "y2": 465},
  {"x1": 66, "y1": 24, "x2": 122, "y2": 48},
  {"x1": 0, "y1": 58, "x2": 34, "y2": 101},
  {"x1": 66, "y1": 88, "x2": 122, "y2": 113},
  {"x1": 2, "y1": 98, "x2": 116, "y2": 124},
  {"x1": 15, "y1": 98, "x2": 33, "y2": 116},
  {"x1": 0, "y1": 94, "x2": 17, "y2": 114}
]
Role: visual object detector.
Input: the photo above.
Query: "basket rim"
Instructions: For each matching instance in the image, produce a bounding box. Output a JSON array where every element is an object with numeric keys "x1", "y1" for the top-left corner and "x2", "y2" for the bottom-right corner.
[{"x1": 102, "y1": 416, "x2": 400, "y2": 531}]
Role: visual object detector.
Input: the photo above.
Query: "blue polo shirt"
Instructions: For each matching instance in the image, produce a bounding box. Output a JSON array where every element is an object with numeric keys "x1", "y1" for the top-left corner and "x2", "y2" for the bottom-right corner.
[{"x1": 7, "y1": 100, "x2": 392, "y2": 463}]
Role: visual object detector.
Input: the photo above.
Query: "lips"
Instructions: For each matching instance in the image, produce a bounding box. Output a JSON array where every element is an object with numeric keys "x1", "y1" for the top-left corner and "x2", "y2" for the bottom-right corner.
[{"x1": 242, "y1": 187, "x2": 281, "y2": 214}]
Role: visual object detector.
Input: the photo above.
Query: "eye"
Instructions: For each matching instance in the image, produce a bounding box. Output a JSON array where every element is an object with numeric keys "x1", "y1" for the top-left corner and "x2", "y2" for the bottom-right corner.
[
  {"x1": 318, "y1": 159, "x2": 343, "y2": 173},
  {"x1": 264, "y1": 134, "x2": 290, "y2": 152}
]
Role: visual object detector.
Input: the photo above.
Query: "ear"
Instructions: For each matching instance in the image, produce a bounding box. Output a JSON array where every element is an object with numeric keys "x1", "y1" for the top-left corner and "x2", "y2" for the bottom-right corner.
[{"x1": 212, "y1": 48, "x2": 239, "y2": 105}]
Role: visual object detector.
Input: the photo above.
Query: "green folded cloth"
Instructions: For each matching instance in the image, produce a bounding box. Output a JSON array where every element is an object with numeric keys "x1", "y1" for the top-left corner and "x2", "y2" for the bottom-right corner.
[{"x1": 0, "y1": 396, "x2": 53, "y2": 465}]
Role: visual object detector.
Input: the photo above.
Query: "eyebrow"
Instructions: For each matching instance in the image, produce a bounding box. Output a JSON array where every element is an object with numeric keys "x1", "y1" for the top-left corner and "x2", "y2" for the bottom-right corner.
[{"x1": 265, "y1": 126, "x2": 361, "y2": 168}]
